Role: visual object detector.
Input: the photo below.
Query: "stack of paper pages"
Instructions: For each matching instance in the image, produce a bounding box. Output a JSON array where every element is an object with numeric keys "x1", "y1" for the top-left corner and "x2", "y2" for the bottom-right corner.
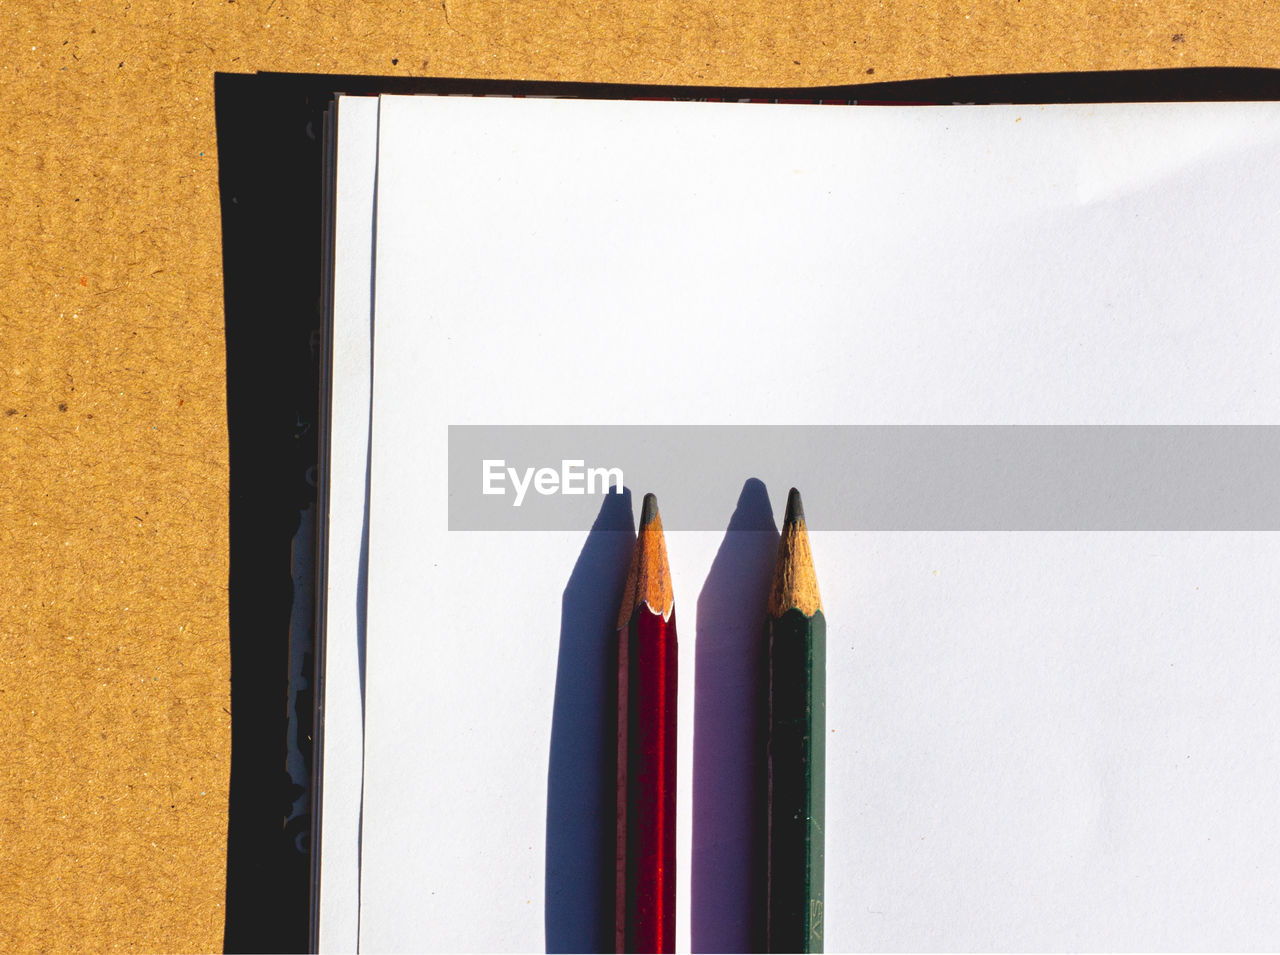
[{"x1": 315, "y1": 94, "x2": 1280, "y2": 952}]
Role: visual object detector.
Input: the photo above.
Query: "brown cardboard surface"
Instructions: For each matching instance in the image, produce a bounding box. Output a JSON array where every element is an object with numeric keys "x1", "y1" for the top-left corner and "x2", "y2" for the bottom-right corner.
[{"x1": 0, "y1": 0, "x2": 1277, "y2": 950}]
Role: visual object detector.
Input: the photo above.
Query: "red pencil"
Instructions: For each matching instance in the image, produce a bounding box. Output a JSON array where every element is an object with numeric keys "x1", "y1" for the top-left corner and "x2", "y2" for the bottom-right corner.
[{"x1": 615, "y1": 493, "x2": 677, "y2": 953}]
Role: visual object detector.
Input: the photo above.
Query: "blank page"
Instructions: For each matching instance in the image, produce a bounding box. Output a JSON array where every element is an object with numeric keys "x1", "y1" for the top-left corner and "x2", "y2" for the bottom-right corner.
[{"x1": 360, "y1": 96, "x2": 1280, "y2": 952}]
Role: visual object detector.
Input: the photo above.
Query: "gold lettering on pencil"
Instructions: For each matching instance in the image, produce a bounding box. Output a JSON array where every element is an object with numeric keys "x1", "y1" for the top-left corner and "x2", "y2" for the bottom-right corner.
[{"x1": 810, "y1": 899, "x2": 824, "y2": 943}]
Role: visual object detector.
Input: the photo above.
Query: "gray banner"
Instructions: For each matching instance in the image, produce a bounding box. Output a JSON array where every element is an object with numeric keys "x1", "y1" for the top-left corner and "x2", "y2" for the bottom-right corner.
[{"x1": 447, "y1": 426, "x2": 1280, "y2": 530}]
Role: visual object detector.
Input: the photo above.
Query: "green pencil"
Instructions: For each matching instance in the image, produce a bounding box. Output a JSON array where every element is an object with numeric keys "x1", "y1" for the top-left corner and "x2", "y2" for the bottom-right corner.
[{"x1": 766, "y1": 487, "x2": 826, "y2": 953}]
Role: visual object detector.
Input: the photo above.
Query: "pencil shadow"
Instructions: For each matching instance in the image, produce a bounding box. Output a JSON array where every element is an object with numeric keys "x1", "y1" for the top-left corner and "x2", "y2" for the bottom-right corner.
[
  {"x1": 546, "y1": 489, "x2": 636, "y2": 953},
  {"x1": 692, "y1": 479, "x2": 779, "y2": 953}
]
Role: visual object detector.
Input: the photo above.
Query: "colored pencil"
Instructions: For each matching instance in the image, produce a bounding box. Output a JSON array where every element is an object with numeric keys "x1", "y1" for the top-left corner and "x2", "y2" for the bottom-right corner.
[
  {"x1": 615, "y1": 493, "x2": 677, "y2": 953},
  {"x1": 766, "y1": 488, "x2": 826, "y2": 953}
]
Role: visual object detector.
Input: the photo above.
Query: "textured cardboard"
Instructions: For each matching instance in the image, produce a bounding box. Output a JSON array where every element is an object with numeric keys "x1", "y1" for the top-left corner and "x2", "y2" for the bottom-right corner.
[{"x1": 2, "y1": 1, "x2": 1280, "y2": 951}]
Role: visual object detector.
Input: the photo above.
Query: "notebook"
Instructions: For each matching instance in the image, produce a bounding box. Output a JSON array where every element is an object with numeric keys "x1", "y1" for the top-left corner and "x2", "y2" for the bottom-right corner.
[{"x1": 317, "y1": 94, "x2": 1280, "y2": 952}]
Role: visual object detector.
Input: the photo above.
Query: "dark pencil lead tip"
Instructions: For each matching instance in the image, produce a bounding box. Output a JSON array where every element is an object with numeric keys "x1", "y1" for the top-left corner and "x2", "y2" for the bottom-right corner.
[
  {"x1": 784, "y1": 487, "x2": 805, "y2": 526},
  {"x1": 640, "y1": 492, "x2": 660, "y2": 527}
]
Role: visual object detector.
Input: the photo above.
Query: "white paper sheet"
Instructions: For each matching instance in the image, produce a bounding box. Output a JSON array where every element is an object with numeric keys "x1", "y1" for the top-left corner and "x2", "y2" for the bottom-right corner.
[
  {"x1": 315, "y1": 93, "x2": 378, "y2": 955},
  {"x1": 359, "y1": 96, "x2": 1280, "y2": 951}
]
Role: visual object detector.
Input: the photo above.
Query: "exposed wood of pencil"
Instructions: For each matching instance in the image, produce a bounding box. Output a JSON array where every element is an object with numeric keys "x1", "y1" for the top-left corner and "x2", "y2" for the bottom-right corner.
[
  {"x1": 616, "y1": 493, "x2": 677, "y2": 953},
  {"x1": 616, "y1": 492, "x2": 674, "y2": 628},
  {"x1": 767, "y1": 487, "x2": 822, "y2": 618},
  {"x1": 767, "y1": 488, "x2": 826, "y2": 953}
]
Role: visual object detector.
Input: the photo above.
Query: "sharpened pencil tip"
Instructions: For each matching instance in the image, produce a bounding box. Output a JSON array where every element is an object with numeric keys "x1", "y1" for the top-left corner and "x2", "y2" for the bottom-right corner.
[
  {"x1": 618, "y1": 493, "x2": 674, "y2": 626},
  {"x1": 640, "y1": 493, "x2": 660, "y2": 527},
  {"x1": 769, "y1": 488, "x2": 822, "y2": 617},
  {"x1": 784, "y1": 487, "x2": 805, "y2": 527}
]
